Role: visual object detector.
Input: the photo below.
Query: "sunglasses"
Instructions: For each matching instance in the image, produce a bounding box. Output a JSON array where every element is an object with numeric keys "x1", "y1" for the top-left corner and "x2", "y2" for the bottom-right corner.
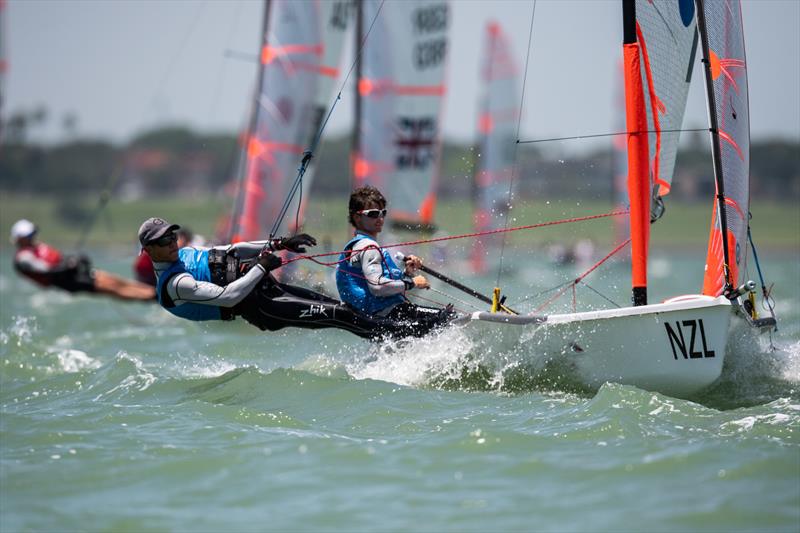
[
  {"x1": 149, "y1": 233, "x2": 177, "y2": 247},
  {"x1": 357, "y1": 208, "x2": 387, "y2": 219}
]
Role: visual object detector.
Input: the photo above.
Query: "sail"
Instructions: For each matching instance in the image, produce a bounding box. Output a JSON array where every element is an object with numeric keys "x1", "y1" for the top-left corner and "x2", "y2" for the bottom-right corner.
[
  {"x1": 634, "y1": 0, "x2": 699, "y2": 199},
  {"x1": 471, "y1": 21, "x2": 519, "y2": 274},
  {"x1": 355, "y1": 0, "x2": 449, "y2": 229},
  {"x1": 235, "y1": 0, "x2": 322, "y2": 241},
  {"x1": 622, "y1": 0, "x2": 698, "y2": 305},
  {"x1": 699, "y1": 0, "x2": 750, "y2": 295},
  {"x1": 293, "y1": 0, "x2": 353, "y2": 232}
]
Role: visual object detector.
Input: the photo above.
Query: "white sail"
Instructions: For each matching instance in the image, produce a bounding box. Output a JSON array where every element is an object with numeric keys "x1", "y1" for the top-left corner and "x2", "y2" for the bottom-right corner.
[
  {"x1": 700, "y1": 0, "x2": 751, "y2": 295},
  {"x1": 236, "y1": 0, "x2": 321, "y2": 241},
  {"x1": 355, "y1": 0, "x2": 449, "y2": 229},
  {"x1": 471, "y1": 21, "x2": 518, "y2": 274}
]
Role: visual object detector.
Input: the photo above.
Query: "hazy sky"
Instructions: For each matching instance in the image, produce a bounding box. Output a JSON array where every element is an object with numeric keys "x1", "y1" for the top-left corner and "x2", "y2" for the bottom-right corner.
[{"x1": 5, "y1": 0, "x2": 800, "y2": 150}]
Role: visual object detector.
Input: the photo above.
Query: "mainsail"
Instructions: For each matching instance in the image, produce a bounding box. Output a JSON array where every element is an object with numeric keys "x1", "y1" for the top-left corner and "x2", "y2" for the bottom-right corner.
[
  {"x1": 354, "y1": 0, "x2": 449, "y2": 230},
  {"x1": 233, "y1": 0, "x2": 349, "y2": 242},
  {"x1": 698, "y1": 0, "x2": 750, "y2": 296},
  {"x1": 622, "y1": 0, "x2": 698, "y2": 304},
  {"x1": 470, "y1": 21, "x2": 519, "y2": 274}
]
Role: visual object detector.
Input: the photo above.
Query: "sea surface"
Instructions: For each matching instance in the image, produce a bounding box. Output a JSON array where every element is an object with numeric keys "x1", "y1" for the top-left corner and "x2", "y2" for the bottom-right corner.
[{"x1": 1, "y1": 247, "x2": 798, "y2": 532}]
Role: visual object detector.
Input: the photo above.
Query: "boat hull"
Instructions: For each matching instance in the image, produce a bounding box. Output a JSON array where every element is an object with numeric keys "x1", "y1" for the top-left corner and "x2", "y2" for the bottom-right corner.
[{"x1": 455, "y1": 295, "x2": 733, "y2": 397}]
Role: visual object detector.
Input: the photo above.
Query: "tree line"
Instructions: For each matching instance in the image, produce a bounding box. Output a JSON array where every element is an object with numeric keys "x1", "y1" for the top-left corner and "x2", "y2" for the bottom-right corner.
[{"x1": 1, "y1": 125, "x2": 797, "y2": 203}]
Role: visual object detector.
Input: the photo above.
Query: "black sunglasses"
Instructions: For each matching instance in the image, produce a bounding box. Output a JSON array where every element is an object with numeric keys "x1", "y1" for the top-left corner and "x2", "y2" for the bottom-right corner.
[
  {"x1": 357, "y1": 208, "x2": 387, "y2": 219},
  {"x1": 149, "y1": 233, "x2": 177, "y2": 247}
]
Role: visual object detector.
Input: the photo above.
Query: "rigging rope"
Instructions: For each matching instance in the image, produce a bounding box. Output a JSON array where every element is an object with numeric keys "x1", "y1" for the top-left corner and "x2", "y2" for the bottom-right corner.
[
  {"x1": 269, "y1": 0, "x2": 386, "y2": 238},
  {"x1": 495, "y1": 0, "x2": 537, "y2": 289},
  {"x1": 517, "y1": 127, "x2": 709, "y2": 145},
  {"x1": 282, "y1": 209, "x2": 629, "y2": 267}
]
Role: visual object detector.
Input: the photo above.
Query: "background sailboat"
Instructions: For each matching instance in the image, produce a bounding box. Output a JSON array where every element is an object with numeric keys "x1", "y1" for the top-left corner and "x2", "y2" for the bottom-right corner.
[
  {"x1": 469, "y1": 21, "x2": 519, "y2": 275},
  {"x1": 229, "y1": 0, "x2": 350, "y2": 244},
  {"x1": 352, "y1": 0, "x2": 449, "y2": 232}
]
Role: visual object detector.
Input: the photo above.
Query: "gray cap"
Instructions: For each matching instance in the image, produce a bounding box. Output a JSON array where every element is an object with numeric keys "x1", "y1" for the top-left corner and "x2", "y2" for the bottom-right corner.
[{"x1": 138, "y1": 217, "x2": 180, "y2": 246}]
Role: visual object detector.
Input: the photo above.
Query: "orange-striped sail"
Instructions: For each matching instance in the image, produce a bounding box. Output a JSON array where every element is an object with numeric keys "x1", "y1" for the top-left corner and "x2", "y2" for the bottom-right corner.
[
  {"x1": 470, "y1": 21, "x2": 519, "y2": 275},
  {"x1": 354, "y1": 0, "x2": 449, "y2": 230},
  {"x1": 232, "y1": 0, "x2": 349, "y2": 242},
  {"x1": 698, "y1": 0, "x2": 750, "y2": 296}
]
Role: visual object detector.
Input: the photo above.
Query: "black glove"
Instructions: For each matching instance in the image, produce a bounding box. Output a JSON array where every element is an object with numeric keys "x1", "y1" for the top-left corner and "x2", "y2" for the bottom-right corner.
[
  {"x1": 257, "y1": 251, "x2": 282, "y2": 272},
  {"x1": 275, "y1": 233, "x2": 317, "y2": 254}
]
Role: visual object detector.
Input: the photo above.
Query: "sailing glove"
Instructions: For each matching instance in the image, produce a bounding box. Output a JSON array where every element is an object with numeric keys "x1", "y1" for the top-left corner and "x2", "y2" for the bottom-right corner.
[
  {"x1": 271, "y1": 233, "x2": 317, "y2": 254},
  {"x1": 257, "y1": 251, "x2": 283, "y2": 271}
]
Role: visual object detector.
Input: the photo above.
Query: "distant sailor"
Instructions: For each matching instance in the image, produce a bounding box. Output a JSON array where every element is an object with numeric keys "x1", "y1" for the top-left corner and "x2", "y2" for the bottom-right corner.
[
  {"x1": 336, "y1": 186, "x2": 454, "y2": 336},
  {"x1": 139, "y1": 217, "x2": 393, "y2": 339},
  {"x1": 11, "y1": 219, "x2": 155, "y2": 301}
]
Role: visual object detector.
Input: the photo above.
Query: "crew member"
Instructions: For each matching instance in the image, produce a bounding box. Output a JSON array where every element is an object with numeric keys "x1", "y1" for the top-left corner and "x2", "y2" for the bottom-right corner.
[
  {"x1": 11, "y1": 219, "x2": 155, "y2": 301},
  {"x1": 336, "y1": 186, "x2": 454, "y2": 337},
  {"x1": 139, "y1": 217, "x2": 390, "y2": 339},
  {"x1": 133, "y1": 227, "x2": 199, "y2": 286}
]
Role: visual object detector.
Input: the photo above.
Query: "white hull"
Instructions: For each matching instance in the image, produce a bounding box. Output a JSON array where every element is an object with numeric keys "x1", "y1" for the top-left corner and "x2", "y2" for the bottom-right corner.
[{"x1": 455, "y1": 295, "x2": 737, "y2": 398}]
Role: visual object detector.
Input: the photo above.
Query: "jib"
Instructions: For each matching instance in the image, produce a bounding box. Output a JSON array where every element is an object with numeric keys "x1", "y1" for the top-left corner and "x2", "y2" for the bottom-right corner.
[{"x1": 664, "y1": 319, "x2": 716, "y2": 360}]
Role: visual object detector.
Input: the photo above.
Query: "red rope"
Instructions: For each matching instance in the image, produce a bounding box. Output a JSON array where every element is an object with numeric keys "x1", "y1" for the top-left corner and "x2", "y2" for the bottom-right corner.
[
  {"x1": 282, "y1": 209, "x2": 630, "y2": 267},
  {"x1": 532, "y1": 238, "x2": 631, "y2": 314}
]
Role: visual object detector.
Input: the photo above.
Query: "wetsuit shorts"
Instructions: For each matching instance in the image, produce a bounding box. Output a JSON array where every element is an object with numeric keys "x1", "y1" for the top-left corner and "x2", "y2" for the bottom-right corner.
[{"x1": 51, "y1": 257, "x2": 96, "y2": 294}]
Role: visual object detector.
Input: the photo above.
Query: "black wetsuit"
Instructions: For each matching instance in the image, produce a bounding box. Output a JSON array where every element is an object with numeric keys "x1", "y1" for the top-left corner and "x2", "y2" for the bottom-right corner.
[{"x1": 233, "y1": 275, "x2": 453, "y2": 340}]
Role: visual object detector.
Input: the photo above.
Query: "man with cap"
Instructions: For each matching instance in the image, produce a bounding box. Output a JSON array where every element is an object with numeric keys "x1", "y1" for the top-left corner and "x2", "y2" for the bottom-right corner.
[
  {"x1": 139, "y1": 217, "x2": 384, "y2": 338},
  {"x1": 11, "y1": 219, "x2": 156, "y2": 301}
]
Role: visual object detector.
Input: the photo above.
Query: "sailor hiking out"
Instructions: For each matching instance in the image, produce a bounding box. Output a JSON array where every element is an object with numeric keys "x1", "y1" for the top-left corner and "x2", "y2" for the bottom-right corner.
[
  {"x1": 139, "y1": 217, "x2": 434, "y2": 339},
  {"x1": 11, "y1": 219, "x2": 155, "y2": 301}
]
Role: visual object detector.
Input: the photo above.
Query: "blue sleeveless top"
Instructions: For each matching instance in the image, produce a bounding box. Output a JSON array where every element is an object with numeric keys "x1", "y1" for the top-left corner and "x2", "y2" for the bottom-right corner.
[
  {"x1": 336, "y1": 234, "x2": 405, "y2": 315},
  {"x1": 156, "y1": 247, "x2": 222, "y2": 321}
]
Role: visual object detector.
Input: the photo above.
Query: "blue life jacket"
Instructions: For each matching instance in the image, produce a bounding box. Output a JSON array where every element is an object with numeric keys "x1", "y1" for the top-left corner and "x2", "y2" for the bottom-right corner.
[
  {"x1": 336, "y1": 234, "x2": 405, "y2": 315},
  {"x1": 156, "y1": 247, "x2": 222, "y2": 321}
]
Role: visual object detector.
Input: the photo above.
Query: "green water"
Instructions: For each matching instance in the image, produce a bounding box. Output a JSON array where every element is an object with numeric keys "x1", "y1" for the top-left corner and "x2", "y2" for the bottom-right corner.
[{"x1": 1, "y1": 248, "x2": 798, "y2": 532}]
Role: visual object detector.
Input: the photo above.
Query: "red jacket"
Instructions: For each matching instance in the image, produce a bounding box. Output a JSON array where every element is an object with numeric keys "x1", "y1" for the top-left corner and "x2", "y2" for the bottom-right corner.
[
  {"x1": 133, "y1": 250, "x2": 157, "y2": 286},
  {"x1": 13, "y1": 243, "x2": 65, "y2": 287}
]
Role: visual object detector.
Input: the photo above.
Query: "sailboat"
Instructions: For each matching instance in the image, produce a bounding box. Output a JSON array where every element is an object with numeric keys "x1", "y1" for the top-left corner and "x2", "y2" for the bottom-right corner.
[
  {"x1": 454, "y1": 0, "x2": 777, "y2": 398},
  {"x1": 352, "y1": 0, "x2": 449, "y2": 232},
  {"x1": 470, "y1": 21, "x2": 519, "y2": 275},
  {"x1": 228, "y1": 0, "x2": 350, "y2": 244}
]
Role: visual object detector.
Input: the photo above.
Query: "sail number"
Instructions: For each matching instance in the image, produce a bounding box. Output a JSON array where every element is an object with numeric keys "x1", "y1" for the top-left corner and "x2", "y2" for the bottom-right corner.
[
  {"x1": 413, "y1": 4, "x2": 448, "y2": 34},
  {"x1": 664, "y1": 319, "x2": 716, "y2": 360},
  {"x1": 412, "y1": 3, "x2": 448, "y2": 70}
]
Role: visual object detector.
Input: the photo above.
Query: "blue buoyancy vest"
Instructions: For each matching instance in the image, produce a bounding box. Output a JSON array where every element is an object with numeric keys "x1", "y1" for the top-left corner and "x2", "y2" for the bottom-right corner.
[
  {"x1": 336, "y1": 234, "x2": 405, "y2": 315},
  {"x1": 156, "y1": 247, "x2": 222, "y2": 321}
]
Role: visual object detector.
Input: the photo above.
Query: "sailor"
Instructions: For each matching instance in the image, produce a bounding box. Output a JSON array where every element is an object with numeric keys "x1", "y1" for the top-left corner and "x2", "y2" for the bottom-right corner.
[
  {"x1": 11, "y1": 219, "x2": 156, "y2": 301},
  {"x1": 336, "y1": 186, "x2": 454, "y2": 337},
  {"x1": 133, "y1": 227, "x2": 199, "y2": 286},
  {"x1": 139, "y1": 217, "x2": 387, "y2": 338}
]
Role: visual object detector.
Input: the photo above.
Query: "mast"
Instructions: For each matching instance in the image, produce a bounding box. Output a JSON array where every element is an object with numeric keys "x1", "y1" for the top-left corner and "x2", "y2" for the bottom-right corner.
[
  {"x1": 696, "y1": 0, "x2": 733, "y2": 294},
  {"x1": 351, "y1": 0, "x2": 363, "y2": 193},
  {"x1": 621, "y1": 0, "x2": 651, "y2": 306},
  {"x1": 228, "y1": 0, "x2": 272, "y2": 242}
]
